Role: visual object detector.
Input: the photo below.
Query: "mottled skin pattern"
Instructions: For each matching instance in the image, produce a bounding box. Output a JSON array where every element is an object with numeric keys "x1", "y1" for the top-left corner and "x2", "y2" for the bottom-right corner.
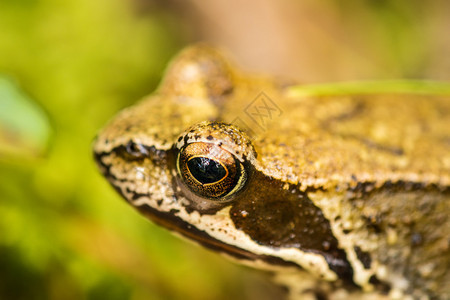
[{"x1": 94, "y1": 45, "x2": 450, "y2": 299}]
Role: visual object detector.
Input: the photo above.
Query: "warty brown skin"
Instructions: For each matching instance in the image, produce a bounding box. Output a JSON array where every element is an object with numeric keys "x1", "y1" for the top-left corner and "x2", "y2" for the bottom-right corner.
[{"x1": 94, "y1": 45, "x2": 450, "y2": 299}]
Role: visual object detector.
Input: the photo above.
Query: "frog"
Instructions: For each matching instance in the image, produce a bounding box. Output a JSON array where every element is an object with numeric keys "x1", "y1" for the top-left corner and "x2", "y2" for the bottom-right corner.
[{"x1": 93, "y1": 45, "x2": 450, "y2": 300}]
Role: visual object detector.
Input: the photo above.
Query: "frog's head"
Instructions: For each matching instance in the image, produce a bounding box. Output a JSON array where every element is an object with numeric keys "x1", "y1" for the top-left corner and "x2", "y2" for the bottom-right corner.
[{"x1": 93, "y1": 45, "x2": 353, "y2": 283}]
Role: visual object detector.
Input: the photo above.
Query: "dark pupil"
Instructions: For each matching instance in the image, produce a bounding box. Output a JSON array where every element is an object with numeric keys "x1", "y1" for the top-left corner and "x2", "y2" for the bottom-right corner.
[{"x1": 187, "y1": 157, "x2": 226, "y2": 184}]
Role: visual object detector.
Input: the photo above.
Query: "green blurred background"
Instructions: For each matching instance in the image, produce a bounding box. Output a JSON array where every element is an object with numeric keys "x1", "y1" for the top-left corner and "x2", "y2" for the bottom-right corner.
[{"x1": 0, "y1": 1, "x2": 449, "y2": 299}]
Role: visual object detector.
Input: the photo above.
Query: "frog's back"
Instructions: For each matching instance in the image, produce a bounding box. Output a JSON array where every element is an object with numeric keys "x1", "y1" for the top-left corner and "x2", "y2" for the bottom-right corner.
[{"x1": 226, "y1": 91, "x2": 450, "y2": 191}]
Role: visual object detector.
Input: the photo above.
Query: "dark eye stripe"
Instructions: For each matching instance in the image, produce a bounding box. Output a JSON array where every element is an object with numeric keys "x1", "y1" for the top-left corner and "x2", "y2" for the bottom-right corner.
[{"x1": 187, "y1": 156, "x2": 227, "y2": 184}]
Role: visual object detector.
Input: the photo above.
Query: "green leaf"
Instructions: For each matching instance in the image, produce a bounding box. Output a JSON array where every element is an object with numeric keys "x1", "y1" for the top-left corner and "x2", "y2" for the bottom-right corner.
[
  {"x1": 0, "y1": 76, "x2": 52, "y2": 160},
  {"x1": 287, "y1": 80, "x2": 450, "y2": 97}
]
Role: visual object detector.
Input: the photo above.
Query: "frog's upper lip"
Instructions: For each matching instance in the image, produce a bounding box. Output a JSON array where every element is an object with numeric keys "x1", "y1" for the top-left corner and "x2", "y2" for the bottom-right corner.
[{"x1": 93, "y1": 148, "x2": 110, "y2": 177}]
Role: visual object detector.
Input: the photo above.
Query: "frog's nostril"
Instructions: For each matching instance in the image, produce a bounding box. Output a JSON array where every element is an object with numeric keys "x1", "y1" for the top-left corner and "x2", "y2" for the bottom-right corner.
[{"x1": 125, "y1": 141, "x2": 149, "y2": 158}]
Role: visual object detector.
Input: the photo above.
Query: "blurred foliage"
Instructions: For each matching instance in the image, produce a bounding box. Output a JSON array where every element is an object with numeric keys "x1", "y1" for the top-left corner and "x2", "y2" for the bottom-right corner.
[
  {"x1": 0, "y1": 0, "x2": 448, "y2": 299},
  {"x1": 166, "y1": 0, "x2": 450, "y2": 82}
]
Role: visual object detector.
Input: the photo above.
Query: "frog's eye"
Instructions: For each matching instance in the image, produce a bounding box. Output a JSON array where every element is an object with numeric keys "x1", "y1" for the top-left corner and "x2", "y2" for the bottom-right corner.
[{"x1": 176, "y1": 142, "x2": 246, "y2": 200}]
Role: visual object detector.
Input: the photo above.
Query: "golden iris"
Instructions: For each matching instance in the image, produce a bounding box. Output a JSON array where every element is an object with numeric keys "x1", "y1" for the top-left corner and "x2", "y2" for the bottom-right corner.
[{"x1": 177, "y1": 142, "x2": 244, "y2": 199}]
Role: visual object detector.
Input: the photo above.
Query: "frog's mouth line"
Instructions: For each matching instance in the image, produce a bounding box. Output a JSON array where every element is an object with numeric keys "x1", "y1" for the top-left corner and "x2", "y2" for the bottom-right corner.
[
  {"x1": 135, "y1": 203, "x2": 367, "y2": 293},
  {"x1": 135, "y1": 202, "x2": 303, "y2": 270}
]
